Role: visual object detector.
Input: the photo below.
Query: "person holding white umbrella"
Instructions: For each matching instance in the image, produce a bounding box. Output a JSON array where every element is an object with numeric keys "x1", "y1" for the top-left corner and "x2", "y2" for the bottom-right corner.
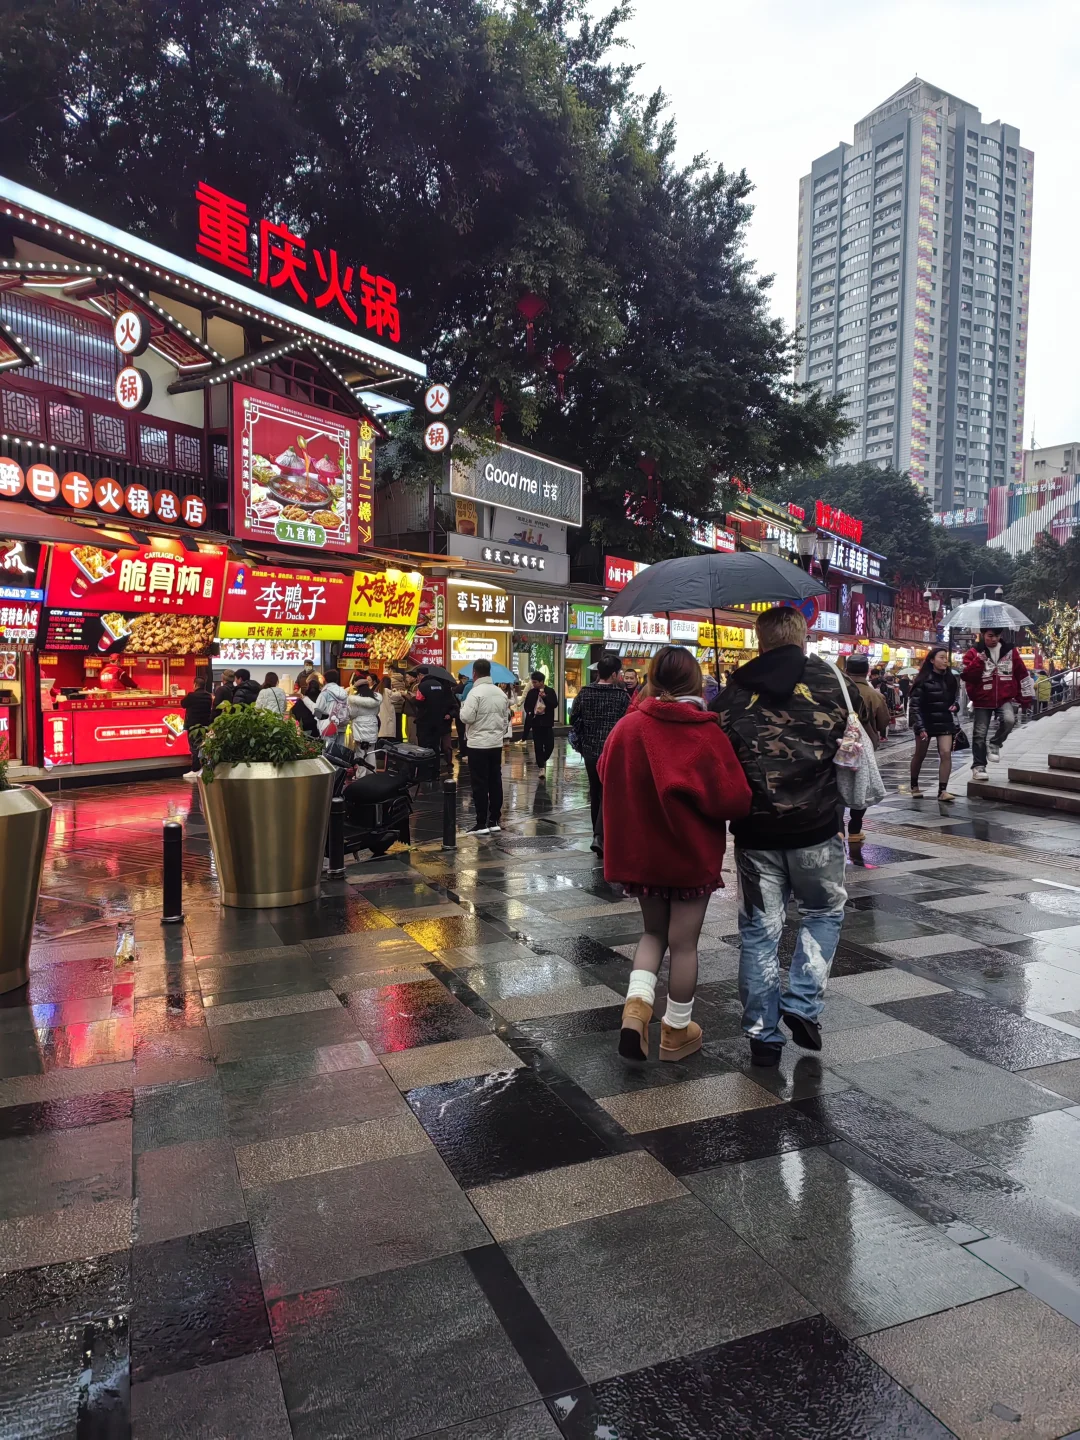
[{"x1": 961, "y1": 626, "x2": 1033, "y2": 780}]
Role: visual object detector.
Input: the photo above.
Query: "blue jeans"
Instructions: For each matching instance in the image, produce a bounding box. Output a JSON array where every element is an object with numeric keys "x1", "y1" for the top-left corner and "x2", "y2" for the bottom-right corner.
[{"x1": 735, "y1": 837, "x2": 848, "y2": 1046}]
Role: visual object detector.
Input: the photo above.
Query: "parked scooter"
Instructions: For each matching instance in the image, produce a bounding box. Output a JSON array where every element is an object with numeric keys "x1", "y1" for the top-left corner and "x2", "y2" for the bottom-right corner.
[{"x1": 324, "y1": 742, "x2": 412, "y2": 859}]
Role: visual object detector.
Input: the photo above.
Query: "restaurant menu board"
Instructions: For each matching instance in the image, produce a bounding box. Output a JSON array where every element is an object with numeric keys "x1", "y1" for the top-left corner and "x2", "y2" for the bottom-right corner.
[
  {"x1": 46, "y1": 542, "x2": 227, "y2": 616},
  {"x1": 340, "y1": 623, "x2": 415, "y2": 672},
  {"x1": 0, "y1": 586, "x2": 43, "y2": 646},
  {"x1": 410, "y1": 579, "x2": 446, "y2": 669},
  {"x1": 39, "y1": 608, "x2": 216, "y2": 656},
  {"x1": 233, "y1": 383, "x2": 359, "y2": 554},
  {"x1": 217, "y1": 562, "x2": 351, "y2": 641}
]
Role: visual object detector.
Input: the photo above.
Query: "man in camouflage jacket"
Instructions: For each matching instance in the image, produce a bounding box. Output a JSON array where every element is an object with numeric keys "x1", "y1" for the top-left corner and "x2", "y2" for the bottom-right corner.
[{"x1": 711, "y1": 607, "x2": 868, "y2": 1068}]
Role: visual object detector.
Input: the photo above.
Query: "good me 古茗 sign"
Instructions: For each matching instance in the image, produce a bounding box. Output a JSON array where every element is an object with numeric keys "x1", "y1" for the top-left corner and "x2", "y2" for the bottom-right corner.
[{"x1": 451, "y1": 442, "x2": 583, "y2": 528}]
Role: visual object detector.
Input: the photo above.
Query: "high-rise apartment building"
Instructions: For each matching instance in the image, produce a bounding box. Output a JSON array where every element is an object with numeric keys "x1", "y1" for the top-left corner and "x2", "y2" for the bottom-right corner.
[{"x1": 795, "y1": 79, "x2": 1032, "y2": 510}]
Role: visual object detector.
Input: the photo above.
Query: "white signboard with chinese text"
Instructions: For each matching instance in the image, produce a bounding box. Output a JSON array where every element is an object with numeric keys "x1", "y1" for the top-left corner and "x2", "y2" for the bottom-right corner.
[{"x1": 445, "y1": 531, "x2": 569, "y2": 587}]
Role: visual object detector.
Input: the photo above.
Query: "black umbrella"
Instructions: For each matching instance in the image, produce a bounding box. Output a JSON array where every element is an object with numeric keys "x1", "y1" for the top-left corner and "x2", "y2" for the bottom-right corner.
[
  {"x1": 408, "y1": 664, "x2": 456, "y2": 684},
  {"x1": 605, "y1": 551, "x2": 826, "y2": 676}
]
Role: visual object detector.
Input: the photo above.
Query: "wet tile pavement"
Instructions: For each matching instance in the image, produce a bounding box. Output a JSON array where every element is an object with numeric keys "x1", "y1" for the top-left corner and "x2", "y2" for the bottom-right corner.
[{"x1": 4, "y1": 738, "x2": 1080, "y2": 1436}]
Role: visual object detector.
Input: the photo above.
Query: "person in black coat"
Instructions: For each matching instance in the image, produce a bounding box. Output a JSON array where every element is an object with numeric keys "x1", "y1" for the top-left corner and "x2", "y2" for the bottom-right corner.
[
  {"x1": 522, "y1": 670, "x2": 559, "y2": 767},
  {"x1": 181, "y1": 675, "x2": 214, "y2": 780},
  {"x1": 231, "y1": 668, "x2": 262, "y2": 706},
  {"x1": 909, "y1": 647, "x2": 960, "y2": 800}
]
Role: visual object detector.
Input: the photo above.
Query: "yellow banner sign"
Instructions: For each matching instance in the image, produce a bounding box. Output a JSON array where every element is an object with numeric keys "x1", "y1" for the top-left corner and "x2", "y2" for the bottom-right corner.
[
  {"x1": 699, "y1": 623, "x2": 753, "y2": 649},
  {"x1": 348, "y1": 569, "x2": 424, "y2": 626}
]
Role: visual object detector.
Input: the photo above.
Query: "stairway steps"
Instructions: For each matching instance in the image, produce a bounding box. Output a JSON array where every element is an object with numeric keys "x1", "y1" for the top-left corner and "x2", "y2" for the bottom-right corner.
[
  {"x1": 1049, "y1": 753, "x2": 1080, "y2": 774},
  {"x1": 968, "y1": 777, "x2": 1080, "y2": 814},
  {"x1": 1008, "y1": 766, "x2": 1080, "y2": 793}
]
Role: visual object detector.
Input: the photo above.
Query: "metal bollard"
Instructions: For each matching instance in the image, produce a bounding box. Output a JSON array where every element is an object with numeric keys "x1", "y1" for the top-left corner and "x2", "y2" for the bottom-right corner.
[
  {"x1": 442, "y1": 778, "x2": 457, "y2": 849},
  {"x1": 161, "y1": 820, "x2": 184, "y2": 924},
  {"x1": 326, "y1": 796, "x2": 346, "y2": 878}
]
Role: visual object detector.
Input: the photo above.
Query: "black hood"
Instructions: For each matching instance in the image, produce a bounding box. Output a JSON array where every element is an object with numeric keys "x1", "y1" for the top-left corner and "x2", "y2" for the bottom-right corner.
[{"x1": 730, "y1": 644, "x2": 808, "y2": 700}]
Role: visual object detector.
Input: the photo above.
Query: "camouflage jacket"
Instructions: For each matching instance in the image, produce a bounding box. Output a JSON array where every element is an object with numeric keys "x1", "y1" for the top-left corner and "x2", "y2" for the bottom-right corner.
[{"x1": 711, "y1": 647, "x2": 867, "y2": 851}]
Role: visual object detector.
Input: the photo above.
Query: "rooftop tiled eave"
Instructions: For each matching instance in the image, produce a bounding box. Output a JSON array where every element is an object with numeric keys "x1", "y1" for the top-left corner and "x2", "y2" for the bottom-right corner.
[{"x1": 0, "y1": 173, "x2": 427, "y2": 389}]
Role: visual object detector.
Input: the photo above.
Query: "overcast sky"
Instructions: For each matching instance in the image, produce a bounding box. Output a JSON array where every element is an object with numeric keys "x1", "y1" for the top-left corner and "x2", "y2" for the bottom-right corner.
[{"x1": 617, "y1": 0, "x2": 1080, "y2": 451}]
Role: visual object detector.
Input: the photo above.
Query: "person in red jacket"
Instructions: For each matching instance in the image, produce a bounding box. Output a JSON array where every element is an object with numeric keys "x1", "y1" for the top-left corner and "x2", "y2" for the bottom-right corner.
[
  {"x1": 599, "y1": 646, "x2": 752, "y2": 1064},
  {"x1": 961, "y1": 627, "x2": 1032, "y2": 780}
]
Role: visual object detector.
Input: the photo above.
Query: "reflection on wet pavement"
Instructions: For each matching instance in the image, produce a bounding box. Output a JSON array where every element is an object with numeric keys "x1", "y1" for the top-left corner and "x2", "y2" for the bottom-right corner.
[{"x1": 3, "y1": 742, "x2": 1080, "y2": 1436}]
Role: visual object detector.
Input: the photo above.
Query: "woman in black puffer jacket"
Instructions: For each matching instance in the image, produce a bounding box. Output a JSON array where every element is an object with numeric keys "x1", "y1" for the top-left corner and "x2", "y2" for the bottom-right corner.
[{"x1": 909, "y1": 646, "x2": 959, "y2": 800}]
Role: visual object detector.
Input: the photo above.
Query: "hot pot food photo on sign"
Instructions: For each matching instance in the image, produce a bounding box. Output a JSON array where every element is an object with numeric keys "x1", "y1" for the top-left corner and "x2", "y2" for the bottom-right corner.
[{"x1": 233, "y1": 383, "x2": 364, "y2": 555}]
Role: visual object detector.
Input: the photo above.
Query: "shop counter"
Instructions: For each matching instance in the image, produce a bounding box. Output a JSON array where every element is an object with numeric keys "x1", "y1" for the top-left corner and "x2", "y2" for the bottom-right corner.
[{"x1": 45, "y1": 695, "x2": 190, "y2": 767}]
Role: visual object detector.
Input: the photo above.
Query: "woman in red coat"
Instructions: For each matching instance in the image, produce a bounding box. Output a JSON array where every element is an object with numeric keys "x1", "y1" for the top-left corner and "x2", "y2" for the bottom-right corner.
[{"x1": 599, "y1": 646, "x2": 752, "y2": 1064}]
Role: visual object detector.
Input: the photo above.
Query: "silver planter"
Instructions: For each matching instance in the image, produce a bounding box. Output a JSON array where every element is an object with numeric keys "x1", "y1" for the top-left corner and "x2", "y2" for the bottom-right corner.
[
  {"x1": 0, "y1": 786, "x2": 52, "y2": 993},
  {"x1": 199, "y1": 757, "x2": 335, "y2": 908}
]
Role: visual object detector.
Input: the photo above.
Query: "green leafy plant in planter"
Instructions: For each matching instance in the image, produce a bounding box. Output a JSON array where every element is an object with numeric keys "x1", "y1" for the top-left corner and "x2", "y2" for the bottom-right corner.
[{"x1": 199, "y1": 702, "x2": 323, "y2": 780}]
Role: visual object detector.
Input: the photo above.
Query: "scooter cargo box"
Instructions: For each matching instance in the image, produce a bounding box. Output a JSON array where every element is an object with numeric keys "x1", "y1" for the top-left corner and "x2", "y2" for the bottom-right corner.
[{"x1": 380, "y1": 740, "x2": 440, "y2": 783}]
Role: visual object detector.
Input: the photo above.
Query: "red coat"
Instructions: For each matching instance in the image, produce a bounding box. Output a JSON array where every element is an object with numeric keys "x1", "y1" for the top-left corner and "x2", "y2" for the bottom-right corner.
[
  {"x1": 961, "y1": 643, "x2": 1031, "y2": 709},
  {"x1": 598, "y1": 697, "x2": 752, "y2": 890}
]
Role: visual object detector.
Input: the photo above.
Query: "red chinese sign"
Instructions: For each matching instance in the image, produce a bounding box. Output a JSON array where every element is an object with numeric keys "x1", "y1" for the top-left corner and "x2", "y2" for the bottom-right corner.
[
  {"x1": 195, "y1": 182, "x2": 401, "y2": 342},
  {"x1": 218, "y1": 562, "x2": 351, "y2": 641},
  {"x1": 409, "y1": 579, "x2": 446, "y2": 669},
  {"x1": 0, "y1": 458, "x2": 206, "y2": 528},
  {"x1": 45, "y1": 541, "x2": 227, "y2": 615},
  {"x1": 232, "y1": 383, "x2": 363, "y2": 556},
  {"x1": 604, "y1": 555, "x2": 648, "y2": 592},
  {"x1": 815, "y1": 501, "x2": 863, "y2": 545}
]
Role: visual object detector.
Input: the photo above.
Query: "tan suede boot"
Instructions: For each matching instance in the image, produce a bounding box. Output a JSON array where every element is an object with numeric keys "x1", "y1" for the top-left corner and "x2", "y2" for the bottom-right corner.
[
  {"x1": 618, "y1": 997, "x2": 652, "y2": 1062},
  {"x1": 659, "y1": 1020, "x2": 702, "y2": 1062}
]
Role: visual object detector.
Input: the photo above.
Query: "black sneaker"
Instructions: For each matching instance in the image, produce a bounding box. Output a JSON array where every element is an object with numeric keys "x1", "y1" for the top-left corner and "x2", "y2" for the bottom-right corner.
[
  {"x1": 782, "y1": 1012, "x2": 822, "y2": 1051},
  {"x1": 749, "y1": 1039, "x2": 783, "y2": 1067}
]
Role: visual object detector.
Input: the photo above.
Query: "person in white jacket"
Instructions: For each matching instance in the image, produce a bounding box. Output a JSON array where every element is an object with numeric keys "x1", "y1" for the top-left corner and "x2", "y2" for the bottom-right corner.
[
  {"x1": 458, "y1": 661, "x2": 510, "y2": 834},
  {"x1": 313, "y1": 668, "x2": 350, "y2": 749},
  {"x1": 348, "y1": 679, "x2": 381, "y2": 748},
  {"x1": 253, "y1": 672, "x2": 287, "y2": 715}
]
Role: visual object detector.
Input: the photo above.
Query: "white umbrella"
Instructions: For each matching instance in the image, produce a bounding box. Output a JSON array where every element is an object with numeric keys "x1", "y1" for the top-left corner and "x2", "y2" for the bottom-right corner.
[{"x1": 940, "y1": 599, "x2": 1032, "y2": 631}]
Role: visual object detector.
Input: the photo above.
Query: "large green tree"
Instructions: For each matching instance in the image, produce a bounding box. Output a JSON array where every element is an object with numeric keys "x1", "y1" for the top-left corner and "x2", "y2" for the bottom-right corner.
[{"x1": 0, "y1": 0, "x2": 847, "y2": 555}]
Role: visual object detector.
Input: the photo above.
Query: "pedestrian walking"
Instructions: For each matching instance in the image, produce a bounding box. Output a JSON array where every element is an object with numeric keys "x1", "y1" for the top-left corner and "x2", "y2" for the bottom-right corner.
[
  {"x1": 569, "y1": 654, "x2": 630, "y2": 856},
  {"x1": 313, "y1": 668, "x2": 350, "y2": 748},
  {"x1": 1034, "y1": 667, "x2": 1051, "y2": 718},
  {"x1": 413, "y1": 666, "x2": 457, "y2": 774},
  {"x1": 379, "y1": 674, "x2": 405, "y2": 740},
  {"x1": 600, "y1": 647, "x2": 751, "y2": 1063},
  {"x1": 459, "y1": 659, "x2": 509, "y2": 834},
  {"x1": 908, "y1": 647, "x2": 960, "y2": 800},
  {"x1": 181, "y1": 674, "x2": 214, "y2": 780},
  {"x1": 522, "y1": 670, "x2": 558, "y2": 767},
  {"x1": 347, "y1": 677, "x2": 381, "y2": 748},
  {"x1": 211, "y1": 669, "x2": 236, "y2": 717},
  {"x1": 231, "y1": 668, "x2": 261, "y2": 706},
  {"x1": 713, "y1": 606, "x2": 864, "y2": 1068},
  {"x1": 841, "y1": 653, "x2": 891, "y2": 840},
  {"x1": 254, "y1": 672, "x2": 287, "y2": 715},
  {"x1": 961, "y1": 627, "x2": 1032, "y2": 781},
  {"x1": 293, "y1": 676, "x2": 321, "y2": 738}
]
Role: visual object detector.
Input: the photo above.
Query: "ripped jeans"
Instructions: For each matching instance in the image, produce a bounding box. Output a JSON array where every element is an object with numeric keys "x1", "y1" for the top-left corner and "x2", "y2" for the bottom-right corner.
[{"x1": 735, "y1": 837, "x2": 848, "y2": 1047}]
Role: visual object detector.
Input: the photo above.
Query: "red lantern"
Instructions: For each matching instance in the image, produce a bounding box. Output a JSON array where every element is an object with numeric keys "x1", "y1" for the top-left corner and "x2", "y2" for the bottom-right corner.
[
  {"x1": 550, "y1": 343, "x2": 576, "y2": 399},
  {"x1": 493, "y1": 394, "x2": 505, "y2": 442},
  {"x1": 636, "y1": 454, "x2": 661, "y2": 516},
  {"x1": 517, "y1": 292, "x2": 547, "y2": 353}
]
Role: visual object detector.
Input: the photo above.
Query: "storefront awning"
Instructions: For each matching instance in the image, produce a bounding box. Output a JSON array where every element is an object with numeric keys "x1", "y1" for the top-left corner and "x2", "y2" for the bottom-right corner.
[{"x1": 0, "y1": 500, "x2": 137, "y2": 549}]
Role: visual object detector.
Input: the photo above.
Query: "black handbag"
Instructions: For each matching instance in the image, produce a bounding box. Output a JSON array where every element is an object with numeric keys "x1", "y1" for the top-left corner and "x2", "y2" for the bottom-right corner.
[{"x1": 952, "y1": 725, "x2": 970, "y2": 751}]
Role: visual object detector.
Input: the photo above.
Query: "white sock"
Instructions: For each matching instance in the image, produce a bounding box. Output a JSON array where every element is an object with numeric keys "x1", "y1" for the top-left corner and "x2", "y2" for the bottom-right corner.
[
  {"x1": 664, "y1": 997, "x2": 694, "y2": 1030},
  {"x1": 626, "y1": 970, "x2": 657, "y2": 1005}
]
